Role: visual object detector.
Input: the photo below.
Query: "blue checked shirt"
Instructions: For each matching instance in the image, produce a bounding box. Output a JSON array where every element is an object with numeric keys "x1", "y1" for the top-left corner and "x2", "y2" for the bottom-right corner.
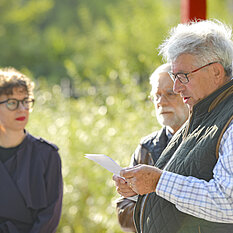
[{"x1": 156, "y1": 119, "x2": 233, "y2": 223}]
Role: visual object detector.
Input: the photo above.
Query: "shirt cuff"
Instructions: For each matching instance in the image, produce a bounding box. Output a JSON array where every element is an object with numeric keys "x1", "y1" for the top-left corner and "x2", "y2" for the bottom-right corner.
[{"x1": 126, "y1": 195, "x2": 138, "y2": 202}]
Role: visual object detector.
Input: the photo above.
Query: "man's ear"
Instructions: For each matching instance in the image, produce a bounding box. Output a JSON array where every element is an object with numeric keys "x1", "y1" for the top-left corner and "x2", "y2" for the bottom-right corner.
[{"x1": 210, "y1": 63, "x2": 226, "y2": 85}]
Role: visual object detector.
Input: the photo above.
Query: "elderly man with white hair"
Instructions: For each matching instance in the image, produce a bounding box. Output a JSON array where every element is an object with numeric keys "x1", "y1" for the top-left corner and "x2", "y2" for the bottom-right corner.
[
  {"x1": 113, "y1": 63, "x2": 189, "y2": 232},
  {"x1": 114, "y1": 20, "x2": 233, "y2": 233}
]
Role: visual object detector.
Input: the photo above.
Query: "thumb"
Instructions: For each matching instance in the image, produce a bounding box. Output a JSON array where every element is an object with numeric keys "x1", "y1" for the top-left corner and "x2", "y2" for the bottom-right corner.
[{"x1": 120, "y1": 167, "x2": 136, "y2": 179}]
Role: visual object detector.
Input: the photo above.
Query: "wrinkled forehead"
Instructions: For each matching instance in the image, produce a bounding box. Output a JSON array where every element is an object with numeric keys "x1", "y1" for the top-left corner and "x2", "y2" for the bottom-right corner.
[
  {"x1": 171, "y1": 53, "x2": 198, "y2": 72},
  {"x1": 151, "y1": 72, "x2": 174, "y2": 93}
]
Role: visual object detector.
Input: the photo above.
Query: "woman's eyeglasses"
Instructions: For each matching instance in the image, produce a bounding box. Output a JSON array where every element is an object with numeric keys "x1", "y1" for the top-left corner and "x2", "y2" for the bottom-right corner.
[{"x1": 0, "y1": 98, "x2": 35, "y2": 111}]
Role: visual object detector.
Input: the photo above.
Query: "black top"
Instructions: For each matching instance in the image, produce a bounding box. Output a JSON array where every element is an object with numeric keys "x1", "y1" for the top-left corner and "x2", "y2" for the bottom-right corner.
[
  {"x1": 0, "y1": 144, "x2": 20, "y2": 163},
  {"x1": 0, "y1": 131, "x2": 63, "y2": 233}
]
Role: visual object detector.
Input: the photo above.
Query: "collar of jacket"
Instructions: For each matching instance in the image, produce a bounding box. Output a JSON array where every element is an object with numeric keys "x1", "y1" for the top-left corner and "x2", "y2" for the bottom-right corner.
[{"x1": 191, "y1": 79, "x2": 233, "y2": 118}]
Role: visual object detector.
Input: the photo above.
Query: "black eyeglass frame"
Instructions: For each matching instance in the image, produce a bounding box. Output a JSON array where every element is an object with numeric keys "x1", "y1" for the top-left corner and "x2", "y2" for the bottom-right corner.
[
  {"x1": 168, "y1": 61, "x2": 218, "y2": 84},
  {"x1": 0, "y1": 98, "x2": 35, "y2": 111}
]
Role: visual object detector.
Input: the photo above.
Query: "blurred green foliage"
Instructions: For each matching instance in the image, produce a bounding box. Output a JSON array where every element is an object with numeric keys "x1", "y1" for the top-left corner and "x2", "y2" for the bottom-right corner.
[
  {"x1": 1, "y1": 0, "x2": 233, "y2": 232},
  {"x1": 0, "y1": 0, "x2": 180, "y2": 90},
  {"x1": 28, "y1": 83, "x2": 159, "y2": 233}
]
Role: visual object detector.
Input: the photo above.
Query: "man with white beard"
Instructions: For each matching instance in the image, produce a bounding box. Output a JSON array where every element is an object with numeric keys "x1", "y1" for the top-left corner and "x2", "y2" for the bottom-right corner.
[{"x1": 113, "y1": 63, "x2": 189, "y2": 232}]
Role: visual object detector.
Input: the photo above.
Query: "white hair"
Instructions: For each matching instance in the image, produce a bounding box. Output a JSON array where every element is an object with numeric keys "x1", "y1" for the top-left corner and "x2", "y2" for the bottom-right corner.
[
  {"x1": 159, "y1": 19, "x2": 233, "y2": 77},
  {"x1": 149, "y1": 63, "x2": 171, "y2": 86}
]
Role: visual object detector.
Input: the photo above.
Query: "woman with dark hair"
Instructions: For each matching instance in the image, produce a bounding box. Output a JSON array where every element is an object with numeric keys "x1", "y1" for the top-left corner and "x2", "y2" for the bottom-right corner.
[{"x1": 0, "y1": 68, "x2": 63, "y2": 233}]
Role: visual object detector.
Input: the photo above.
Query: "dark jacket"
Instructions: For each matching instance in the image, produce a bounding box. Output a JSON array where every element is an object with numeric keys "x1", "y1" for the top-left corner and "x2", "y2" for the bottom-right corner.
[
  {"x1": 0, "y1": 132, "x2": 63, "y2": 233},
  {"x1": 134, "y1": 80, "x2": 233, "y2": 233},
  {"x1": 116, "y1": 127, "x2": 170, "y2": 232}
]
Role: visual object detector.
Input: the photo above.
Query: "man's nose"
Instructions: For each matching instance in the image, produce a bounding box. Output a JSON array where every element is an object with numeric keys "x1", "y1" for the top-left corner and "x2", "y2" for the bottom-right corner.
[
  {"x1": 156, "y1": 94, "x2": 169, "y2": 107},
  {"x1": 157, "y1": 94, "x2": 168, "y2": 103}
]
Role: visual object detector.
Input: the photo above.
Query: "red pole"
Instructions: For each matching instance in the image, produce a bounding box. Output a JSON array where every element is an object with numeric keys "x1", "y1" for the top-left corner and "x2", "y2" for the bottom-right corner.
[{"x1": 181, "y1": 0, "x2": 206, "y2": 23}]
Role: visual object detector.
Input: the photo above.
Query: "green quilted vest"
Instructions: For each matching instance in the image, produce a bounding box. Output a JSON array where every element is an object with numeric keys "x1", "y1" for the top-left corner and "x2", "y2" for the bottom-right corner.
[{"x1": 134, "y1": 79, "x2": 233, "y2": 233}]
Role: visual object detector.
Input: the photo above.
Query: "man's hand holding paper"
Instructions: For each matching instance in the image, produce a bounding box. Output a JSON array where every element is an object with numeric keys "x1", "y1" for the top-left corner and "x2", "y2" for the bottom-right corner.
[
  {"x1": 112, "y1": 175, "x2": 137, "y2": 198},
  {"x1": 85, "y1": 154, "x2": 137, "y2": 199},
  {"x1": 119, "y1": 164, "x2": 162, "y2": 196}
]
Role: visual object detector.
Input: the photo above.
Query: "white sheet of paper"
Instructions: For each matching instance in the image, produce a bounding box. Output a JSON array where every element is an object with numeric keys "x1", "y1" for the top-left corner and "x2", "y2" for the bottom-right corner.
[
  {"x1": 85, "y1": 154, "x2": 138, "y2": 201},
  {"x1": 85, "y1": 154, "x2": 122, "y2": 176}
]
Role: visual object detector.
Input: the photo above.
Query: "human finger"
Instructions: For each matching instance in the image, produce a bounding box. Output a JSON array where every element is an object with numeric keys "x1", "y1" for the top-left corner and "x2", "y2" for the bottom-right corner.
[
  {"x1": 117, "y1": 186, "x2": 137, "y2": 197},
  {"x1": 125, "y1": 177, "x2": 138, "y2": 192},
  {"x1": 120, "y1": 166, "x2": 139, "y2": 179},
  {"x1": 112, "y1": 175, "x2": 127, "y2": 184}
]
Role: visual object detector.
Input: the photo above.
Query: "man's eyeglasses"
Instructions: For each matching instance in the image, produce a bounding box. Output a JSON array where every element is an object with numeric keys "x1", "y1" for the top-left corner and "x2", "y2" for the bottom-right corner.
[
  {"x1": 168, "y1": 61, "x2": 218, "y2": 84},
  {"x1": 0, "y1": 98, "x2": 35, "y2": 111}
]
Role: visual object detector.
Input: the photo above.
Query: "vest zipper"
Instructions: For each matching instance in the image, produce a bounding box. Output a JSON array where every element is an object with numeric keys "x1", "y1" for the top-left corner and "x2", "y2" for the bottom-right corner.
[{"x1": 198, "y1": 225, "x2": 201, "y2": 233}]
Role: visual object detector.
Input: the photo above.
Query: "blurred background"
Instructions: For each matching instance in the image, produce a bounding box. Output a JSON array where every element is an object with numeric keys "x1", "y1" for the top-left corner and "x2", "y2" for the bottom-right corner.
[{"x1": 0, "y1": 0, "x2": 232, "y2": 232}]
